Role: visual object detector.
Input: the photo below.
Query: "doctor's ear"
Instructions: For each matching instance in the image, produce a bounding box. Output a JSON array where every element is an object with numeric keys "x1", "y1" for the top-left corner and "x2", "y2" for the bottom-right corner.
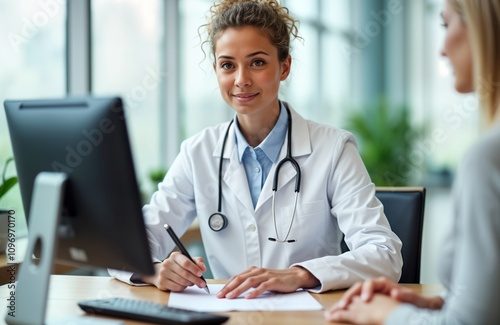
[{"x1": 280, "y1": 55, "x2": 292, "y2": 81}]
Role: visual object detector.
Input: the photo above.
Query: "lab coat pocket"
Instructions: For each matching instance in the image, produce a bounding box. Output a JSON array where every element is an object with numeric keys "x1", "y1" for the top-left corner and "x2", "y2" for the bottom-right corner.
[{"x1": 276, "y1": 200, "x2": 326, "y2": 246}]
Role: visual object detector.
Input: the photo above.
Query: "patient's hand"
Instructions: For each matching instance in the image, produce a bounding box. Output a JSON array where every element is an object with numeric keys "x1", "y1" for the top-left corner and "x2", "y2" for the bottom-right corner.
[
  {"x1": 325, "y1": 293, "x2": 401, "y2": 324},
  {"x1": 329, "y1": 276, "x2": 443, "y2": 312}
]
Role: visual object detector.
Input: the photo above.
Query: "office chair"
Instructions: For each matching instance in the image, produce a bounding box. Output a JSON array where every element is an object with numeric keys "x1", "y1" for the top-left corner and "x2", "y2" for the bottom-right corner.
[{"x1": 341, "y1": 187, "x2": 426, "y2": 283}]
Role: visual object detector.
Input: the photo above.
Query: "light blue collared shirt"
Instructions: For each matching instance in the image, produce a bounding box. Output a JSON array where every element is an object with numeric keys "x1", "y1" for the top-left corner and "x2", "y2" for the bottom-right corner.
[{"x1": 233, "y1": 102, "x2": 288, "y2": 208}]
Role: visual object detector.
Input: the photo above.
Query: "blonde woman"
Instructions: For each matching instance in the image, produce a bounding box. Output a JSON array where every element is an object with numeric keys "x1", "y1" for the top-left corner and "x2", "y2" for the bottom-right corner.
[{"x1": 325, "y1": 0, "x2": 500, "y2": 323}]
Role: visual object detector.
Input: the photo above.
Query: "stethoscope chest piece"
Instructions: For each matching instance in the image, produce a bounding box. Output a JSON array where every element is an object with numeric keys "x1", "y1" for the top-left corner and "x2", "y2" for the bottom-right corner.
[{"x1": 208, "y1": 212, "x2": 228, "y2": 231}]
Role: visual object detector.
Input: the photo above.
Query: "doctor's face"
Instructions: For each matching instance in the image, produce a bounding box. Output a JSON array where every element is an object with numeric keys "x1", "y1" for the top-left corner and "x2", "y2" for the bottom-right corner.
[
  {"x1": 440, "y1": 0, "x2": 473, "y2": 93},
  {"x1": 213, "y1": 26, "x2": 291, "y2": 119}
]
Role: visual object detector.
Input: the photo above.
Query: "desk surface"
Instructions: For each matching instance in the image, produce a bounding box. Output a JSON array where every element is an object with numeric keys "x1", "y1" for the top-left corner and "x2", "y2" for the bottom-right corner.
[{"x1": 0, "y1": 275, "x2": 443, "y2": 325}]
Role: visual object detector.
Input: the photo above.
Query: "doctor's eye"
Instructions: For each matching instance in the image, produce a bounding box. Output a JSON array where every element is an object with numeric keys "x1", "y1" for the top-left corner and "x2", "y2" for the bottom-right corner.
[
  {"x1": 220, "y1": 62, "x2": 234, "y2": 70},
  {"x1": 251, "y1": 59, "x2": 266, "y2": 67}
]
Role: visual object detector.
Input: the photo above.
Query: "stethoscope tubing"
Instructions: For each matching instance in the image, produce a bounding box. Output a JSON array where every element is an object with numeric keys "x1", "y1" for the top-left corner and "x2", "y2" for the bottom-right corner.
[
  {"x1": 272, "y1": 105, "x2": 301, "y2": 192},
  {"x1": 210, "y1": 103, "x2": 301, "y2": 242},
  {"x1": 217, "y1": 119, "x2": 234, "y2": 213}
]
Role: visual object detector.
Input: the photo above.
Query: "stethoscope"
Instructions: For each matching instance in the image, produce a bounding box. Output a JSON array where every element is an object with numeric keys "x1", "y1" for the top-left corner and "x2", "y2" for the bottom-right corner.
[{"x1": 208, "y1": 104, "x2": 301, "y2": 243}]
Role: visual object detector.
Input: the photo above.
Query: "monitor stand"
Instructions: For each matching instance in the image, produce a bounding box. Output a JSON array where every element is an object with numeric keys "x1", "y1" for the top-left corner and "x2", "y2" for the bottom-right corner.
[{"x1": 4, "y1": 172, "x2": 121, "y2": 325}]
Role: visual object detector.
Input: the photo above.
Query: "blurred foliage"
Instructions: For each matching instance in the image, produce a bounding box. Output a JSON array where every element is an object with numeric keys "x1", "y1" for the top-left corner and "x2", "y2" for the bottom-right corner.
[
  {"x1": 140, "y1": 167, "x2": 168, "y2": 204},
  {"x1": 0, "y1": 157, "x2": 18, "y2": 204},
  {"x1": 148, "y1": 167, "x2": 168, "y2": 186},
  {"x1": 346, "y1": 99, "x2": 424, "y2": 186}
]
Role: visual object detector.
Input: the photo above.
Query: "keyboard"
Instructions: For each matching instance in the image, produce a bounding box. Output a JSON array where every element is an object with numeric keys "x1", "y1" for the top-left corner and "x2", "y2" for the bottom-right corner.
[{"x1": 78, "y1": 297, "x2": 229, "y2": 325}]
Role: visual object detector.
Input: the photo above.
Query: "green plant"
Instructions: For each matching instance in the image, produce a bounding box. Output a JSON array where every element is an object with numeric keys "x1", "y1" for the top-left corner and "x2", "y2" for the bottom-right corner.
[
  {"x1": 140, "y1": 167, "x2": 168, "y2": 203},
  {"x1": 0, "y1": 157, "x2": 18, "y2": 203},
  {"x1": 346, "y1": 100, "x2": 423, "y2": 186},
  {"x1": 148, "y1": 167, "x2": 168, "y2": 186}
]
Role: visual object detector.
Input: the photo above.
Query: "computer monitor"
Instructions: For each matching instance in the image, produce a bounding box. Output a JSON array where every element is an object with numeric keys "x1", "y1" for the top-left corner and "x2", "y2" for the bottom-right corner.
[{"x1": 4, "y1": 96, "x2": 154, "y2": 325}]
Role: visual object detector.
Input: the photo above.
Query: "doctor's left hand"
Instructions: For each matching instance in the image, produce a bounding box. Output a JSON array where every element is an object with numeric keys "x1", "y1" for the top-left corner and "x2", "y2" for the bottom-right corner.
[{"x1": 216, "y1": 266, "x2": 320, "y2": 299}]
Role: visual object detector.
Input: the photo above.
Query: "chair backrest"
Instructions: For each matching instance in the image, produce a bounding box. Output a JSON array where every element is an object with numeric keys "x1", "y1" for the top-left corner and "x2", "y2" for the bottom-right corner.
[{"x1": 341, "y1": 187, "x2": 426, "y2": 283}]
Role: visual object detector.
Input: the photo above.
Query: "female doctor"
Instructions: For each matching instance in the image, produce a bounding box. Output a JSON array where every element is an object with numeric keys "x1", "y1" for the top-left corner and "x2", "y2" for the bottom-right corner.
[{"x1": 111, "y1": 0, "x2": 402, "y2": 299}]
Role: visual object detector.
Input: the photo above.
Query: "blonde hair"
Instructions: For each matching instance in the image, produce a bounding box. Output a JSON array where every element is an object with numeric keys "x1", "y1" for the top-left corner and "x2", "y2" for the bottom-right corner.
[
  {"x1": 450, "y1": 0, "x2": 500, "y2": 125},
  {"x1": 200, "y1": 0, "x2": 301, "y2": 62}
]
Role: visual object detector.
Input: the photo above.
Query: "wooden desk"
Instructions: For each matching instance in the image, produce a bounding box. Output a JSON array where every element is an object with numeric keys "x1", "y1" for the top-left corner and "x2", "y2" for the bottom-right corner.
[{"x1": 0, "y1": 275, "x2": 443, "y2": 325}]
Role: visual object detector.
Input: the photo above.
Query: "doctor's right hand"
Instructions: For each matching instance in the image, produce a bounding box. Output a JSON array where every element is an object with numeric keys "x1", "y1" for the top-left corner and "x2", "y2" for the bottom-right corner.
[{"x1": 142, "y1": 251, "x2": 208, "y2": 292}]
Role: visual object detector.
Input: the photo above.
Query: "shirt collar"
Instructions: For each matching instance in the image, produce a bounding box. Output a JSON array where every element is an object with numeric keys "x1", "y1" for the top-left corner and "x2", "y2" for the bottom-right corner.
[{"x1": 234, "y1": 101, "x2": 288, "y2": 163}]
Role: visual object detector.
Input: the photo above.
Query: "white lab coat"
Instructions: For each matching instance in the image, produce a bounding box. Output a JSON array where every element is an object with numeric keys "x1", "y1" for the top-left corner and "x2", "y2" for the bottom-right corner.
[{"x1": 110, "y1": 104, "x2": 402, "y2": 292}]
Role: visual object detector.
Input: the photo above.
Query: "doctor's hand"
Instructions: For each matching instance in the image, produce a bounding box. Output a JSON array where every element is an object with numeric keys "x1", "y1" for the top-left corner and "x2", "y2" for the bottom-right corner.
[
  {"x1": 327, "y1": 277, "x2": 444, "y2": 314},
  {"x1": 216, "y1": 266, "x2": 320, "y2": 299},
  {"x1": 142, "y1": 251, "x2": 208, "y2": 292}
]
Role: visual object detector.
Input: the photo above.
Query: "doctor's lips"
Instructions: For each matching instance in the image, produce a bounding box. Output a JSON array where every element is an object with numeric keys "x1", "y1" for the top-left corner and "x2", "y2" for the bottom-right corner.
[
  {"x1": 234, "y1": 92, "x2": 258, "y2": 98},
  {"x1": 234, "y1": 92, "x2": 259, "y2": 102}
]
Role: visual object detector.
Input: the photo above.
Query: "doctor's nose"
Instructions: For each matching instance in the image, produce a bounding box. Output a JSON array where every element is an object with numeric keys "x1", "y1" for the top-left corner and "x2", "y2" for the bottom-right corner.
[{"x1": 235, "y1": 68, "x2": 252, "y2": 88}]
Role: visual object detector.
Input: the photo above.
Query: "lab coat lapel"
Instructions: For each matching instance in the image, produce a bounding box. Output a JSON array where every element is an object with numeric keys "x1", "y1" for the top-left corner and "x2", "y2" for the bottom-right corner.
[
  {"x1": 224, "y1": 151, "x2": 254, "y2": 212},
  {"x1": 213, "y1": 122, "x2": 254, "y2": 212}
]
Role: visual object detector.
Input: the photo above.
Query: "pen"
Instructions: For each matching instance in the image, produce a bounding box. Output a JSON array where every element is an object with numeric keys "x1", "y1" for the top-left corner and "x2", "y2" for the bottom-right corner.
[{"x1": 163, "y1": 224, "x2": 210, "y2": 294}]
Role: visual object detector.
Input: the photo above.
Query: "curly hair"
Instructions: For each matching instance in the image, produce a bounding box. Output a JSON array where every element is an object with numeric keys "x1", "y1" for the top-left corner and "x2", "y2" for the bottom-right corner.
[{"x1": 200, "y1": 0, "x2": 301, "y2": 62}]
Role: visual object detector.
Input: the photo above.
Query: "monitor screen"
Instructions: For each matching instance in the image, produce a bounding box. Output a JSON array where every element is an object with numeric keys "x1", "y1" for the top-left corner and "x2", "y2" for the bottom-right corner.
[{"x1": 4, "y1": 96, "x2": 154, "y2": 276}]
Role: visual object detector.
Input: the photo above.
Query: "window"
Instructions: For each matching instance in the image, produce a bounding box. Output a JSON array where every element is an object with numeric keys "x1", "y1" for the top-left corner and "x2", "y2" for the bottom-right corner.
[
  {"x1": 91, "y1": 0, "x2": 164, "y2": 196},
  {"x1": 408, "y1": 0, "x2": 479, "y2": 176},
  {"x1": 283, "y1": 0, "x2": 352, "y2": 124},
  {"x1": 0, "y1": 0, "x2": 66, "y2": 235},
  {"x1": 179, "y1": 0, "x2": 233, "y2": 140}
]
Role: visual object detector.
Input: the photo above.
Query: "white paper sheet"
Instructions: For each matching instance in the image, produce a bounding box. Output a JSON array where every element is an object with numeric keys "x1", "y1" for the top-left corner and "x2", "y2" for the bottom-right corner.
[{"x1": 168, "y1": 284, "x2": 323, "y2": 312}]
